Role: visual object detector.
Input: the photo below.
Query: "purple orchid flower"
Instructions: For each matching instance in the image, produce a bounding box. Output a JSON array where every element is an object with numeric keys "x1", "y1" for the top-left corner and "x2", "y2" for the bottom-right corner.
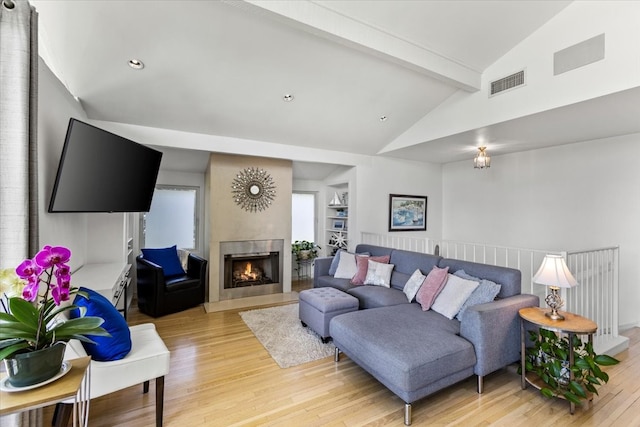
[
  {"x1": 15, "y1": 259, "x2": 42, "y2": 280},
  {"x1": 35, "y1": 245, "x2": 71, "y2": 269},
  {"x1": 21, "y1": 282, "x2": 39, "y2": 302},
  {"x1": 54, "y1": 270, "x2": 71, "y2": 289},
  {"x1": 15, "y1": 246, "x2": 73, "y2": 307},
  {"x1": 51, "y1": 285, "x2": 70, "y2": 305},
  {"x1": 55, "y1": 263, "x2": 71, "y2": 277}
]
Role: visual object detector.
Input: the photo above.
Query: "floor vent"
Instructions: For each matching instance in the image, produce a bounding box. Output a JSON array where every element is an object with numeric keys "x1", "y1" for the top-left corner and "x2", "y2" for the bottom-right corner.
[{"x1": 490, "y1": 70, "x2": 525, "y2": 96}]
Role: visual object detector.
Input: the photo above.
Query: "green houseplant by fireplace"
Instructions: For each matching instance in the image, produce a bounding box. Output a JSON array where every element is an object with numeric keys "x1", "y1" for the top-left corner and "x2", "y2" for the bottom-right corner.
[
  {"x1": 0, "y1": 245, "x2": 109, "y2": 387},
  {"x1": 522, "y1": 328, "x2": 619, "y2": 405},
  {"x1": 291, "y1": 240, "x2": 321, "y2": 261}
]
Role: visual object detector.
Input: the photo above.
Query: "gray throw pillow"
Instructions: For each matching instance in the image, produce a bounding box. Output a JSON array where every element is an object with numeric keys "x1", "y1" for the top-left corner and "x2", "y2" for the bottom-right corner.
[
  {"x1": 454, "y1": 269, "x2": 502, "y2": 320},
  {"x1": 328, "y1": 249, "x2": 345, "y2": 276}
]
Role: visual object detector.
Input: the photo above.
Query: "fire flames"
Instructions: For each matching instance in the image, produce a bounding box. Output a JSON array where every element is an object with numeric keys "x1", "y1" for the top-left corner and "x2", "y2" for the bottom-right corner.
[{"x1": 242, "y1": 262, "x2": 258, "y2": 280}]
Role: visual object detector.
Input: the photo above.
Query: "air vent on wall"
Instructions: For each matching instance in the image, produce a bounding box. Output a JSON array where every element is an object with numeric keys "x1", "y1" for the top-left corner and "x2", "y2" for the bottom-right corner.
[{"x1": 489, "y1": 70, "x2": 525, "y2": 96}]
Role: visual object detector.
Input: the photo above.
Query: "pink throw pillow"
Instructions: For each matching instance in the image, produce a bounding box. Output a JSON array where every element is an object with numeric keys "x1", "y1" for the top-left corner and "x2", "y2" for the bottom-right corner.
[
  {"x1": 351, "y1": 255, "x2": 390, "y2": 285},
  {"x1": 416, "y1": 266, "x2": 449, "y2": 311}
]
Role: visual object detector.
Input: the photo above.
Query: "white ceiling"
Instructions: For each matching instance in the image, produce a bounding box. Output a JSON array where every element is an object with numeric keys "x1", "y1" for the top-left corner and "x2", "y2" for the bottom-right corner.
[{"x1": 31, "y1": 0, "x2": 639, "y2": 177}]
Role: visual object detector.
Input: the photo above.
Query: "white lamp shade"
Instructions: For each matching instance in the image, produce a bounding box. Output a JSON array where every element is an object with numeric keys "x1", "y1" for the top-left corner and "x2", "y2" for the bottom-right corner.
[{"x1": 532, "y1": 254, "x2": 578, "y2": 288}]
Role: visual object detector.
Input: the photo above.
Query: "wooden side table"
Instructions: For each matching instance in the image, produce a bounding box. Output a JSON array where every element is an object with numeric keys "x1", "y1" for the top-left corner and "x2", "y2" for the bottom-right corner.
[
  {"x1": 1, "y1": 356, "x2": 91, "y2": 427},
  {"x1": 519, "y1": 307, "x2": 597, "y2": 414}
]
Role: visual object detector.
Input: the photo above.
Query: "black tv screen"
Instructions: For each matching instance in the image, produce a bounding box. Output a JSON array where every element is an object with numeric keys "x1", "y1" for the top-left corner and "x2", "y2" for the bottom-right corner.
[{"x1": 48, "y1": 118, "x2": 163, "y2": 213}]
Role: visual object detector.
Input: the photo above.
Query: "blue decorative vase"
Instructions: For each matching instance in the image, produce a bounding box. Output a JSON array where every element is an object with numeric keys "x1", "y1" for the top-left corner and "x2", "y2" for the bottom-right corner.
[{"x1": 3, "y1": 342, "x2": 66, "y2": 387}]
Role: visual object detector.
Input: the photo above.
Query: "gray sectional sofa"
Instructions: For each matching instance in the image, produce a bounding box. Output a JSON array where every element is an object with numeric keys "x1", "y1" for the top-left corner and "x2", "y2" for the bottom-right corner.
[{"x1": 313, "y1": 244, "x2": 539, "y2": 425}]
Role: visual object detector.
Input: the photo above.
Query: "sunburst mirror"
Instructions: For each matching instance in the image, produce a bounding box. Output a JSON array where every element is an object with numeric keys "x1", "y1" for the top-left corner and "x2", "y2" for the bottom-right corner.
[{"x1": 231, "y1": 167, "x2": 277, "y2": 212}]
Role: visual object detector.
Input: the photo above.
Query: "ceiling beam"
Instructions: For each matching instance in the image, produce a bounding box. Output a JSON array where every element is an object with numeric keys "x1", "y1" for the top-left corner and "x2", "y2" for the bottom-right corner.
[{"x1": 234, "y1": 0, "x2": 480, "y2": 92}]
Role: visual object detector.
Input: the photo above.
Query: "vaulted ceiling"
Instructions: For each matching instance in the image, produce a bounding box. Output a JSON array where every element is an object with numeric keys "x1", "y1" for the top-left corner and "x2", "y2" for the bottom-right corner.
[{"x1": 31, "y1": 1, "x2": 640, "y2": 177}]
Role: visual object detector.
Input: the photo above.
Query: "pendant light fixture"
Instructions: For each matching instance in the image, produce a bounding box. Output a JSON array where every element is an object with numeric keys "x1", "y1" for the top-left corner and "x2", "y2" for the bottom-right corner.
[{"x1": 474, "y1": 146, "x2": 491, "y2": 169}]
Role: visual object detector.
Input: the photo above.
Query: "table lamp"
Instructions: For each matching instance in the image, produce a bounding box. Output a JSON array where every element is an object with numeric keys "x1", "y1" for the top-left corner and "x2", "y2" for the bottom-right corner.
[{"x1": 532, "y1": 254, "x2": 578, "y2": 320}]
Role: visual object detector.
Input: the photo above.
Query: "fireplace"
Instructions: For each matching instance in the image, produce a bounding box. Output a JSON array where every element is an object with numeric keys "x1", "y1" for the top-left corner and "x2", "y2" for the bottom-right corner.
[
  {"x1": 226, "y1": 252, "x2": 279, "y2": 288},
  {"x1": 219, "y1": 239, "x2": 284, "y2": 300}
]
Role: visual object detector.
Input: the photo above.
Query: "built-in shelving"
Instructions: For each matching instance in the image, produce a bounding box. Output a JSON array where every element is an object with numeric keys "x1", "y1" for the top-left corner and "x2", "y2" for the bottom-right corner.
[
  {"x1": 81, "y1": 212, "x2": 136, "y2": 318},
  {"x1": 325, "y1": 185, "x2": 349, "y2": 255}
]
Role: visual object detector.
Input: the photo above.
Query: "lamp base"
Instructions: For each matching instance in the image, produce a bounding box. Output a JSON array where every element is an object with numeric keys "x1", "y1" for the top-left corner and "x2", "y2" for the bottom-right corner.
[
  {"x1": 545, "y1": 310, "x2": 565, "y2": 321},
  {"x1": 544, "y1": 286, "x2": 565, "y2": 321}
]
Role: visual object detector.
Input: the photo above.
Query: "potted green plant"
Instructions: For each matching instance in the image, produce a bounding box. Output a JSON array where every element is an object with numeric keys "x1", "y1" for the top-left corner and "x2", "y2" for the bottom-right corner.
[
  {"x1": 522, "y1": 328, "x2": 619, "y2": 405},
  {"x1": 291, "y1": 240, "x2": 321, "y2": 261},
  {"x1": 0, "y1": 245, "x2": 109, "y2": 387}
]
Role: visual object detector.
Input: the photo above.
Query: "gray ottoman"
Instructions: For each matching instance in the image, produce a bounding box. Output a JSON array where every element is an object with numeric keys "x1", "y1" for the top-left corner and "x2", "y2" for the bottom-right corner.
[{"x1": 299, "y1": 288, "x2": 359, "y2": 343}]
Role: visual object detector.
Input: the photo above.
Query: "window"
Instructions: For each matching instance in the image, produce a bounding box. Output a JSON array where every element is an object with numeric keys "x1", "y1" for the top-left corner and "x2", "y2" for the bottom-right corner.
[
  {"x1": 291, "y1": 192, "x2": 316, "y2": 243},
  {"x1": 143, "y1": 186, "x2": 198, "y2": 250}
]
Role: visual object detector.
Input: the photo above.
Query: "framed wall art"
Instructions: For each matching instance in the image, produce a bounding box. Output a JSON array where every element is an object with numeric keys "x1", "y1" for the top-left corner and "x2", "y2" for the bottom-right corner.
[
  {"x1": 388, "y1": 194, "x2": 427, "y2": 232},
  {"x1": 332, "y1": 219, "x2": 345, "y2": 230}
]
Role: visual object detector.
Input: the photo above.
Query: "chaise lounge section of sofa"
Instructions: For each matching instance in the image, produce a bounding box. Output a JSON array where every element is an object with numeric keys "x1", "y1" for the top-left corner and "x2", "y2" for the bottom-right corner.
[{"x1": 313, "y1": 244, "x2": 539, "y2": 425}]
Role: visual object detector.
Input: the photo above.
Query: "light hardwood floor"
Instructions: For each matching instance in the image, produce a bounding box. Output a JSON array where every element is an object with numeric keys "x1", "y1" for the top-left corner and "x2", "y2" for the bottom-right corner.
[{"x1": 47, "y1": 281, "x2": 639, "y2": 426}]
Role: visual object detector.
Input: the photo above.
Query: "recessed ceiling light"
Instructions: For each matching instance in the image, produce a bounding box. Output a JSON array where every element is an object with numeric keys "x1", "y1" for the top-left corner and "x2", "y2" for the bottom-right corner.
[
  {"x1": 128, "y1": 59, "x2": 144, "y2": 70},
  {"x1": 379, "y1": 115, "x2": 388, "y2": 122},
  {"x1": 282, "y1": 94, "x2": 294, "y2": 102}
]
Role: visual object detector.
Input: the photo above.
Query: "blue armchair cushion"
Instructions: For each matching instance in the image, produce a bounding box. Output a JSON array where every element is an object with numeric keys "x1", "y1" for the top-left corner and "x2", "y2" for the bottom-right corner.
[
  {"x1": 71, "y1": 287, "x2": 132, "y2": 361},
  {"x1": 141, "y1": 245, "x2": 185, "y2": 277}
]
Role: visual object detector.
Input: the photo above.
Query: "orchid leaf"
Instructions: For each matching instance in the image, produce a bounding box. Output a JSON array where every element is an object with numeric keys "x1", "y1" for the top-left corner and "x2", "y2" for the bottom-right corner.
[
  {"x1": 49, "y1": 317, "x2": 110, "y2": 340},
  {"x1": 0, "y1": 312, "x2": 18, "y2": 322},
  {"x1": 0, "y1": 319, "x2": 40, "y2": 340},
  {"x1": 44, "y1": 303, "x2": 82, "y2": 325},
  {"x1": 7, "y1": 298, "x2": 39, "y2": 328},
  {"x1": 0, "y1": 341, "x2": 30, "y2": 360}
]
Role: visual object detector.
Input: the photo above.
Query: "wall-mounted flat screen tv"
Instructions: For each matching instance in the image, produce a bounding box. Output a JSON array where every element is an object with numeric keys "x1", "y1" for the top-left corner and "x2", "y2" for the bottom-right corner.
[{"x1": 48, "y1": 118, "x2": 163, "y2": 213}]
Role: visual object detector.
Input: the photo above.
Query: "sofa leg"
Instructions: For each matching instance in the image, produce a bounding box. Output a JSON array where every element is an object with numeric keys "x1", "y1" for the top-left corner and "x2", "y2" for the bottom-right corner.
[
  {"x1": 404, "y1": 402, "x2": 412, "y2": 426},
  {"x1": 334, "y1": 347, "x2": 340, "y2": 362},
  {"x1": 477, "y1": 375, "x2": 484, "y2": 394},
  {"x1": 156, "y1": 376, "x2": 165, "y2": 427}
]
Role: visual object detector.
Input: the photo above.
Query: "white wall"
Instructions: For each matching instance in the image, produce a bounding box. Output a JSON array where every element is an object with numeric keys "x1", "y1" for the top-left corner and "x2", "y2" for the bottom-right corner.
[
  {"x1": 390, "y1": 1, "x2": 640, "y2": 150},
  {"x1": 442, "y1": 134, "x2": 640, "y2": 328},
  {"x1": 38, "y1": 59, "x2": 88, "y2": 272},
  {"x1": 356, "y1": 156, "x2": 443, "y2": 242}
]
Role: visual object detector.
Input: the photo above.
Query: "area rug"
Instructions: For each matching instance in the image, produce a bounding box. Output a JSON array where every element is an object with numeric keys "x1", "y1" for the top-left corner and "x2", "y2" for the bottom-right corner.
[{"x1": 239, "y1": 303, "x2": 336, "y2": 368}]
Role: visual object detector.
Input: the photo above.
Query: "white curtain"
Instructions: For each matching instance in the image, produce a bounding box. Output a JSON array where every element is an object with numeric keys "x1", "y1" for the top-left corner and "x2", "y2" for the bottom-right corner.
[
  {"x1": 0, "y1": 0, "x2": 38, "y2": 265},
  {"x1": 0, "y1": 0, "x2": 39, "y2": 425}
]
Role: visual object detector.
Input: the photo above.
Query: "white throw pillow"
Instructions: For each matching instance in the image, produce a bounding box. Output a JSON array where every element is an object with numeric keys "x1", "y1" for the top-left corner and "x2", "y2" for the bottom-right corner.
[
  {"x1": 431, "y1": 274, "x2": 479, "y2": 319},
  {"x1": 363, "y1": 260, "x2": 395, "y2": 288},
  {"x1": 403, "y1": 269, "x2": 426, "y2": 302},
  {"x1": 334, "y1": 251, "x2": 358, "y2": 279}
]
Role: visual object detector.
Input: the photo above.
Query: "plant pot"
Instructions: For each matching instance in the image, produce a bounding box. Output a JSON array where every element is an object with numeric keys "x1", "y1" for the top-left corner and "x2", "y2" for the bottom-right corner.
[
  {"x1": 297, "y1": 250, "x2": 311, "y2": 260},
  {"x1": 3, "y1": 342, "x2": 66, "y2": 387},
  {"x1": 536, "y1": 349, "x2": 570, "y2": 387}
]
